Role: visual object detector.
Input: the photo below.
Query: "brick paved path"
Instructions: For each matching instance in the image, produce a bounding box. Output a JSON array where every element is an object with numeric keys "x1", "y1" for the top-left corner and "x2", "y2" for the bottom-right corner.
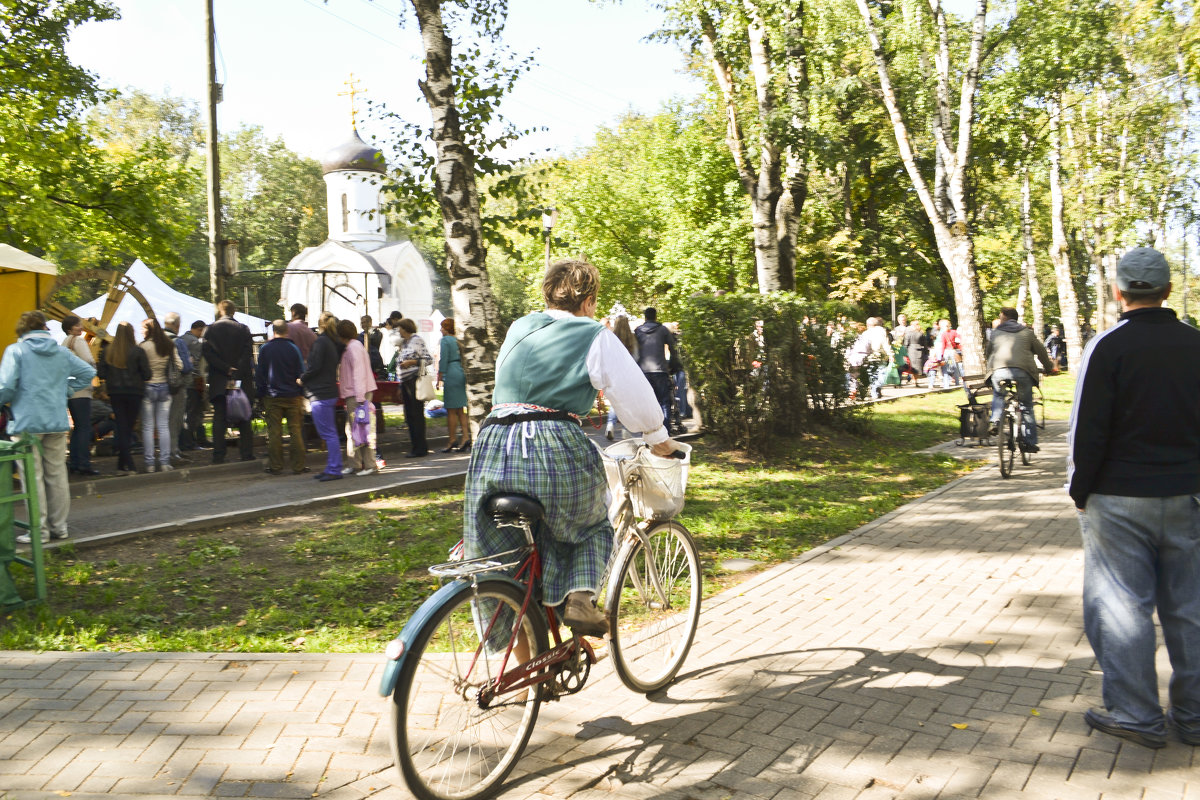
[{"x1": 3, "y1": 423, "x2": 1197, "y2": 799}]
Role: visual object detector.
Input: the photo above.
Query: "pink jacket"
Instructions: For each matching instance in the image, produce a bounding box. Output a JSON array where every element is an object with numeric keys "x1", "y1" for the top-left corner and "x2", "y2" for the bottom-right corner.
[{"x1": 339, "y1": 339, "x2": 378, "y2": 402}]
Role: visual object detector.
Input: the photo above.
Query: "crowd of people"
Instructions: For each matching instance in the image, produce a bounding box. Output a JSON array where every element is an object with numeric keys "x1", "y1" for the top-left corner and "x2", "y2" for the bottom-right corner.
[
  {"x1": 840, "y1": 314, "x2": 966, "y2": 400},
  {"x1": 0, "y1": 301, "x2": 481, "y2": 541}
]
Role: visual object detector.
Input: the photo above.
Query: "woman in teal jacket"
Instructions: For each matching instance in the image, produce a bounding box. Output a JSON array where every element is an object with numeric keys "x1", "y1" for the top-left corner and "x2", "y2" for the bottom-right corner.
[{"x1": 0, "y1": 311, "x2": 96, "y2": 544}]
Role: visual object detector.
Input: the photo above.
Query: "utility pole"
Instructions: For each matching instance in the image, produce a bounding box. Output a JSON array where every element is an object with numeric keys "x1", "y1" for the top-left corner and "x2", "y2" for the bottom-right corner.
[{"x1": 204, "y1": 0, "x2": 225, "y2": 306}]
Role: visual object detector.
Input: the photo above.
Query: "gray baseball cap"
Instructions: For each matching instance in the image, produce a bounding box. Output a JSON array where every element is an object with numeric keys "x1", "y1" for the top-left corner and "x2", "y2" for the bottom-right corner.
[{"x1": 1116, "y1": 247, "x2": 1170, "y2": 293}]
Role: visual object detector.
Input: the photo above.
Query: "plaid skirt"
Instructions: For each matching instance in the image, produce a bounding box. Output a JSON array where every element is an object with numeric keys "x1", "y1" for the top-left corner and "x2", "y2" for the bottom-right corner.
[{"x1": 464, "y1": 419, "x2": 613, "y2": 607}]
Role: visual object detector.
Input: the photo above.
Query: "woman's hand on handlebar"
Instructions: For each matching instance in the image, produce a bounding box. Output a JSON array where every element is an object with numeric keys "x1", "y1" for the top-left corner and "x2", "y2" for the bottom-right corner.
[{"x1": 650, "y1": 438, "x2": 680, "y2": 458}]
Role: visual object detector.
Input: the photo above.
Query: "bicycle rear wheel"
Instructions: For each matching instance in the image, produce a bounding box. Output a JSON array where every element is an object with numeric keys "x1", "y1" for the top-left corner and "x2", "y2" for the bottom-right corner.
[
  {"x1": 998, "y1": 410, "x2": 1015, "y2": 478},
  {"x1": 391, "y1": 579, "x2": 548, "y2": 800},
  {"x1": 606, "y1": 521, "x2": 702, "y2": 693}
]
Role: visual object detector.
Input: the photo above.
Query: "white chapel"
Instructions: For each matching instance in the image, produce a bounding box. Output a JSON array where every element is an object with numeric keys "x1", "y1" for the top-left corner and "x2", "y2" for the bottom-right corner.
[{"x1": 279, "y1": 129, "x2": 437, "y2": 325}]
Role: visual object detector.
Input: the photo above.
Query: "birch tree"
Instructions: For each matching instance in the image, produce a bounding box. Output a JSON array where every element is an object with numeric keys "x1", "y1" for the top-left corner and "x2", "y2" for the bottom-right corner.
[
  {"x1": 369, "y1": 0, "x2": 518, "y2": 426},
  {"x1": 852, "y1": 0, "x2": 990, "y2": 373},
  {"x1": 661, "y1": 0, "x2": 813, "y2": 292}
]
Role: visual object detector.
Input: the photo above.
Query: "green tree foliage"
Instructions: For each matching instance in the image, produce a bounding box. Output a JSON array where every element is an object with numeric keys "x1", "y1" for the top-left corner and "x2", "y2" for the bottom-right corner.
[
  {"x1": 557, "y1": 105, "x2": 754, "y2": 313},
  {"x1": 219, "y1": 126, "x2": 327, "y2": 315},
  {"x1": 678, "y1": 292, "x2": 861, "y2": 452},
  {"x1": 0, "y1": 0, "x2": 195, "y2": 269}
]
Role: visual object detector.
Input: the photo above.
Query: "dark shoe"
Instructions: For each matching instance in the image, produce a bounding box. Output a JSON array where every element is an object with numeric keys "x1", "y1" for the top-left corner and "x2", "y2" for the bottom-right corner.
[
  {"x1": 317, "y1": 472, "x2": 343, "y2": 482},
  {"x1": 988, "y1": 422, "x2": 1000, "y2": 437},
  {"x1": 405, "y1": 452, "x2": 428, "y2": 458},
  {"x1": 212, "y1": 456, "x2": 226, "y2": 465},
  {"x1": 440, "y1": 446, "x2": 456, "y2": 453},
  {"x1": 1084, "y1": 708, "x2": 1166, "y2": 749},
  {"x1": 458, "y1": 442, "x2": 471, "y2": 453},
  {"x1": 264, "y1": 467, "x2": 283, "y2": 476},
  {"x1": 294, "y1": 467, "x2": 312, "y2": 475},
  {"x1": 1025, "y1": 444, "x2": 1040, "y2": 453},
  {"x1": 562, "y1": 591, "x2": 609, "y2": 638},
  {"x1": 76, "y1": 467, "x2": 100, "y2": 476},
  {"x1": 194, "y1": 442, "x2": 213, "y2": 450},
  {"x1": 240, "y1": 455, "x2": 256, "y2": 462},
  {"x1": 1168, "y1": 710, "x2": 1200, "y2": 745}
]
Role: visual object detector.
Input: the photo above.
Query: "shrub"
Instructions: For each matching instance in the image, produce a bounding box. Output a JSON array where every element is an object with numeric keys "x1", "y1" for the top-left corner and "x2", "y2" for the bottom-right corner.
[{"x1": 678, "y1": 293, "x2": 863, "y2": 452}]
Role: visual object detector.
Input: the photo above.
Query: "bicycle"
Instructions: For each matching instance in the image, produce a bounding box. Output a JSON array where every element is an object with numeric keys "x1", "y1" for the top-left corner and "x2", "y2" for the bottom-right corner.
[
  {"x1": 996, "y1": 378, "x2": 1045, "y2": 478},
  {"x1": 378, "y1": 440, "x2": 702, "y2": 800}
]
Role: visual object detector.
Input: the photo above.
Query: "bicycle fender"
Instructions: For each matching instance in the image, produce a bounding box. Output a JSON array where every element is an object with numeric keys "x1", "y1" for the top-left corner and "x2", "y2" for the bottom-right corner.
[{"x1": 376, "y1": 573, "x2": 527, "y2": 697}]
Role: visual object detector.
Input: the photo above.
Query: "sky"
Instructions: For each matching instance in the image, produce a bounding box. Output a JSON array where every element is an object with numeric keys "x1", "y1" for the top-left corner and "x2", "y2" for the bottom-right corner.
[
  {"x1": 68, "y1": 0, "x2": 984, "y2": 164},
  {"x1": 67, "y1": 0, "x2": 705, "y2": 162}
]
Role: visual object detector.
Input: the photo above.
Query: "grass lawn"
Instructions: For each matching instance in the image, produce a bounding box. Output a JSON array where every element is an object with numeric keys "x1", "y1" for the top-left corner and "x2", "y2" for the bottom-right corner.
[{"x1": 0, "y1": 374, "x2": 1076, "y2": 653}]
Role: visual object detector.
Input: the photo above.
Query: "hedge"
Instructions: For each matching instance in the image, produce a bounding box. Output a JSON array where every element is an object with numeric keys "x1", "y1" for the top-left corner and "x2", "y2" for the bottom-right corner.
[{"x1": 677, "y1": 293, "x2": 863, "y2": 453}]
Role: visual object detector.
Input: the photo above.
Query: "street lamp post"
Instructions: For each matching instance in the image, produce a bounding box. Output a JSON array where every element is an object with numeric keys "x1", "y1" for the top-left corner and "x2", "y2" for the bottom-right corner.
[
  {"x1": 888, "y1": 274, "x2": 898, "y2": 328},
  {"x1": 542, "y1": 206, "x2": 558, "y2": 269}
]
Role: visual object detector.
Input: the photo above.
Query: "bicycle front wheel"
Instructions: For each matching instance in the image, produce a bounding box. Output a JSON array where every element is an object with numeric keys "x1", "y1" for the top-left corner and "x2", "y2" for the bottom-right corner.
[
  {"x1": 391, "y1": 579, "x2": 548, "y2": 800},
  {"x1": 998, "y1": 411, "x2": 1015, "y2": 478},
  {"x1": 606, "y1": 521, "x2": 702, "y2": 693}
]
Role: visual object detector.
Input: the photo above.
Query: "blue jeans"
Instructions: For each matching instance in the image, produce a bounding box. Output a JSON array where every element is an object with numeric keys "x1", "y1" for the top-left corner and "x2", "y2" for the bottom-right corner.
[
  {"x1": 990, "y1": 367, "x2": 1037, "y2": 448},
  {"x1": 673, "y1": 370, "x2": 691, "y2": 418},
  {"x1": 643, "y1": 372, "x2": 673, "y2": 427},
  {"x1": 1082, "y1": 493, "x2": 1200, "y2": 738},
  {"x1": 141, "y1": 383, "x2": 172, "y2": 468},
  {"x1": 311, "y1": 397, "x2": 343, "y2": 475},
  {"x1": 868, "y1": 363, "x2": 890, "y2": 398},
  {"x1": 67, "y1": 396, "x2": 92, "y2": 470}
]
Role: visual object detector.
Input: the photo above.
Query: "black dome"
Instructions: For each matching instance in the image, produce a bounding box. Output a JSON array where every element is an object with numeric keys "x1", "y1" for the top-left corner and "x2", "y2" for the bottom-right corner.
[{"x1": 321, "y1": 129, "x2": 385, "y2": 174}]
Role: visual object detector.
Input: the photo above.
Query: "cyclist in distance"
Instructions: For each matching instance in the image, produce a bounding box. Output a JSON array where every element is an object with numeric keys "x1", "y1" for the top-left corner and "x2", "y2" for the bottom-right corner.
[
  {"x1": 464, "y1": 260, "x2": 680, "y2": 637},
  {"x1": 987, "y1": 307, "x2": 1057, "y2": 452}
]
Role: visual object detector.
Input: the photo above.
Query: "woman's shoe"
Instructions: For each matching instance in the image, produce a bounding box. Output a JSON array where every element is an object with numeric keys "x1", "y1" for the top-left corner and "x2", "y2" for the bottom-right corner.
[
  {"x1": 317, "y1": 472, "x2": 343, "y2": 482},
  {"x1": 604, "y1": 424, "x2": 614, "y2": 441},
  {"x1": 440, "y1": 446, "x2": 456, "y2": 453},
  {"x1": 458, "y1": 441, "x2": 471, "y2": 453}
]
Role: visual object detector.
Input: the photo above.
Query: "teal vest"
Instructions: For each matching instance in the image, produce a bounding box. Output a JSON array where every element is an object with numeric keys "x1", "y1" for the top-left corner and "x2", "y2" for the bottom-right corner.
[{"x1": 492, "y1": 313, "x2": 605, "y2": 415}]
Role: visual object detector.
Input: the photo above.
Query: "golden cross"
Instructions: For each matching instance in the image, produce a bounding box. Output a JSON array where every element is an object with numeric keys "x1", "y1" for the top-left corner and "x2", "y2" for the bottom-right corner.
[{"x1": 338, "y1": 73, "x2": 363, "y2": 129}]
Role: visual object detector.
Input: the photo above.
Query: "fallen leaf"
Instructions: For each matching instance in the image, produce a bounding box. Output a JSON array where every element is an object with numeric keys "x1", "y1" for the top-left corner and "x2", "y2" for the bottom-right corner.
[
  {"x1": 951, "y1": 723, "x2": 969, "y2": 730},
  {"x1": 984, "y1": 640, "x2": 995, "y2": 644},
  {"x1": 236, "y1": 620, "x2": 247, "y2": 627},
  {"x1": 1030, "y1": 709, "x2": 1040, "y2": 716}
]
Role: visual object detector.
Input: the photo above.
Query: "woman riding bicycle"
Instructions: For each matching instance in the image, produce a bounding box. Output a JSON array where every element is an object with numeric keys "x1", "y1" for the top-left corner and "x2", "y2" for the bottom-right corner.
[{"x1": 464, "y1": 259, "x2": 679, "y2": 637}]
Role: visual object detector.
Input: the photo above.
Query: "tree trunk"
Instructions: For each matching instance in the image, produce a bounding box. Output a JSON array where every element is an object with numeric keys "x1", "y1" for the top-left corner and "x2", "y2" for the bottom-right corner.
[
  {"x1": 698, "y1": 4, "x2": 788, "y2": 293},
  {"x1": 411, "y1": 0, "x2": 503, "y2": 429},
  {"x1": 1019, "y1": 161, "x2": 1045, "y2": 337},
  {"x1": 776, "y1": 0, "x2": 809, "y2": 291},
  {"x1": 854, "y1": 0, "x2": 988, "y2": 373},
  {"x1": 1047, "y1": 98, "x2": 1083, "y2": 372},
  {"x1": 745, "y1": 1, "x2": 785, "y2": 292}
]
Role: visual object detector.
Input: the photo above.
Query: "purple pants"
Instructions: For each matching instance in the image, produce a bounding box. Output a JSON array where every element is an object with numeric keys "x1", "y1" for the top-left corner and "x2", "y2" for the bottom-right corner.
[{"x1": 311, "y1": 397, "x2": 342, "y2": 475}]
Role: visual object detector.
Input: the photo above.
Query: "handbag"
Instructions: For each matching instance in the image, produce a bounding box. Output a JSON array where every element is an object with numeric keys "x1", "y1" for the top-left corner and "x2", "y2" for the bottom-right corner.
[
  {"x1": 415, "y1": 361, "x2": 437, "y2": 402},
  {"x1": 166, "y1": 352, "x2": 185, "y2": 393},
  {"x1": 225, "y1": 384, "x2": 252, "y2": 424}
]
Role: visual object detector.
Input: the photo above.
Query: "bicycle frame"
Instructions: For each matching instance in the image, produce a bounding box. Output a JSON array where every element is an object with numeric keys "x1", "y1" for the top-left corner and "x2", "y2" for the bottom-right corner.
[{"x1": 378, "y1": 444, "x2": 670, "y2": 704}]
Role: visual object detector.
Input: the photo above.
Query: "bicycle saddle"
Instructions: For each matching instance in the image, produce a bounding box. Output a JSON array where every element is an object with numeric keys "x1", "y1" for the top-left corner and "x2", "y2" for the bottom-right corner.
[{"x1": 487, "y1": 493, "x2": 545, "y2": 522}]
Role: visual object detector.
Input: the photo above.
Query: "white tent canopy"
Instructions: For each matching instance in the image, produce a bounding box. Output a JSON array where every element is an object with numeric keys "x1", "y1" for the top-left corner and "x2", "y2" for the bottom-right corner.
[
  {"x1": 67, "y1": 260, "x2": 270, "y2": 336},
  {"x1": 0, "y1": 243, "x2": 56, "y2": 275}
]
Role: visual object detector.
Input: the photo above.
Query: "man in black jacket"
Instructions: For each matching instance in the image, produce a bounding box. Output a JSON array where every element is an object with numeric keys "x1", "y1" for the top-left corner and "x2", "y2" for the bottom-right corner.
[
  {"x1": 203, "y1": 300, "x2": 256, "y2": 464},
  {"x1": 1068, "y1": 246, "x2": 1200, "y2": 750},
  {"x1": 634, "y1": 307, "x2": 678, "y2": 429},
  {"x1": 256, "y1": 321, "x2": 307, "y2": 475}
]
